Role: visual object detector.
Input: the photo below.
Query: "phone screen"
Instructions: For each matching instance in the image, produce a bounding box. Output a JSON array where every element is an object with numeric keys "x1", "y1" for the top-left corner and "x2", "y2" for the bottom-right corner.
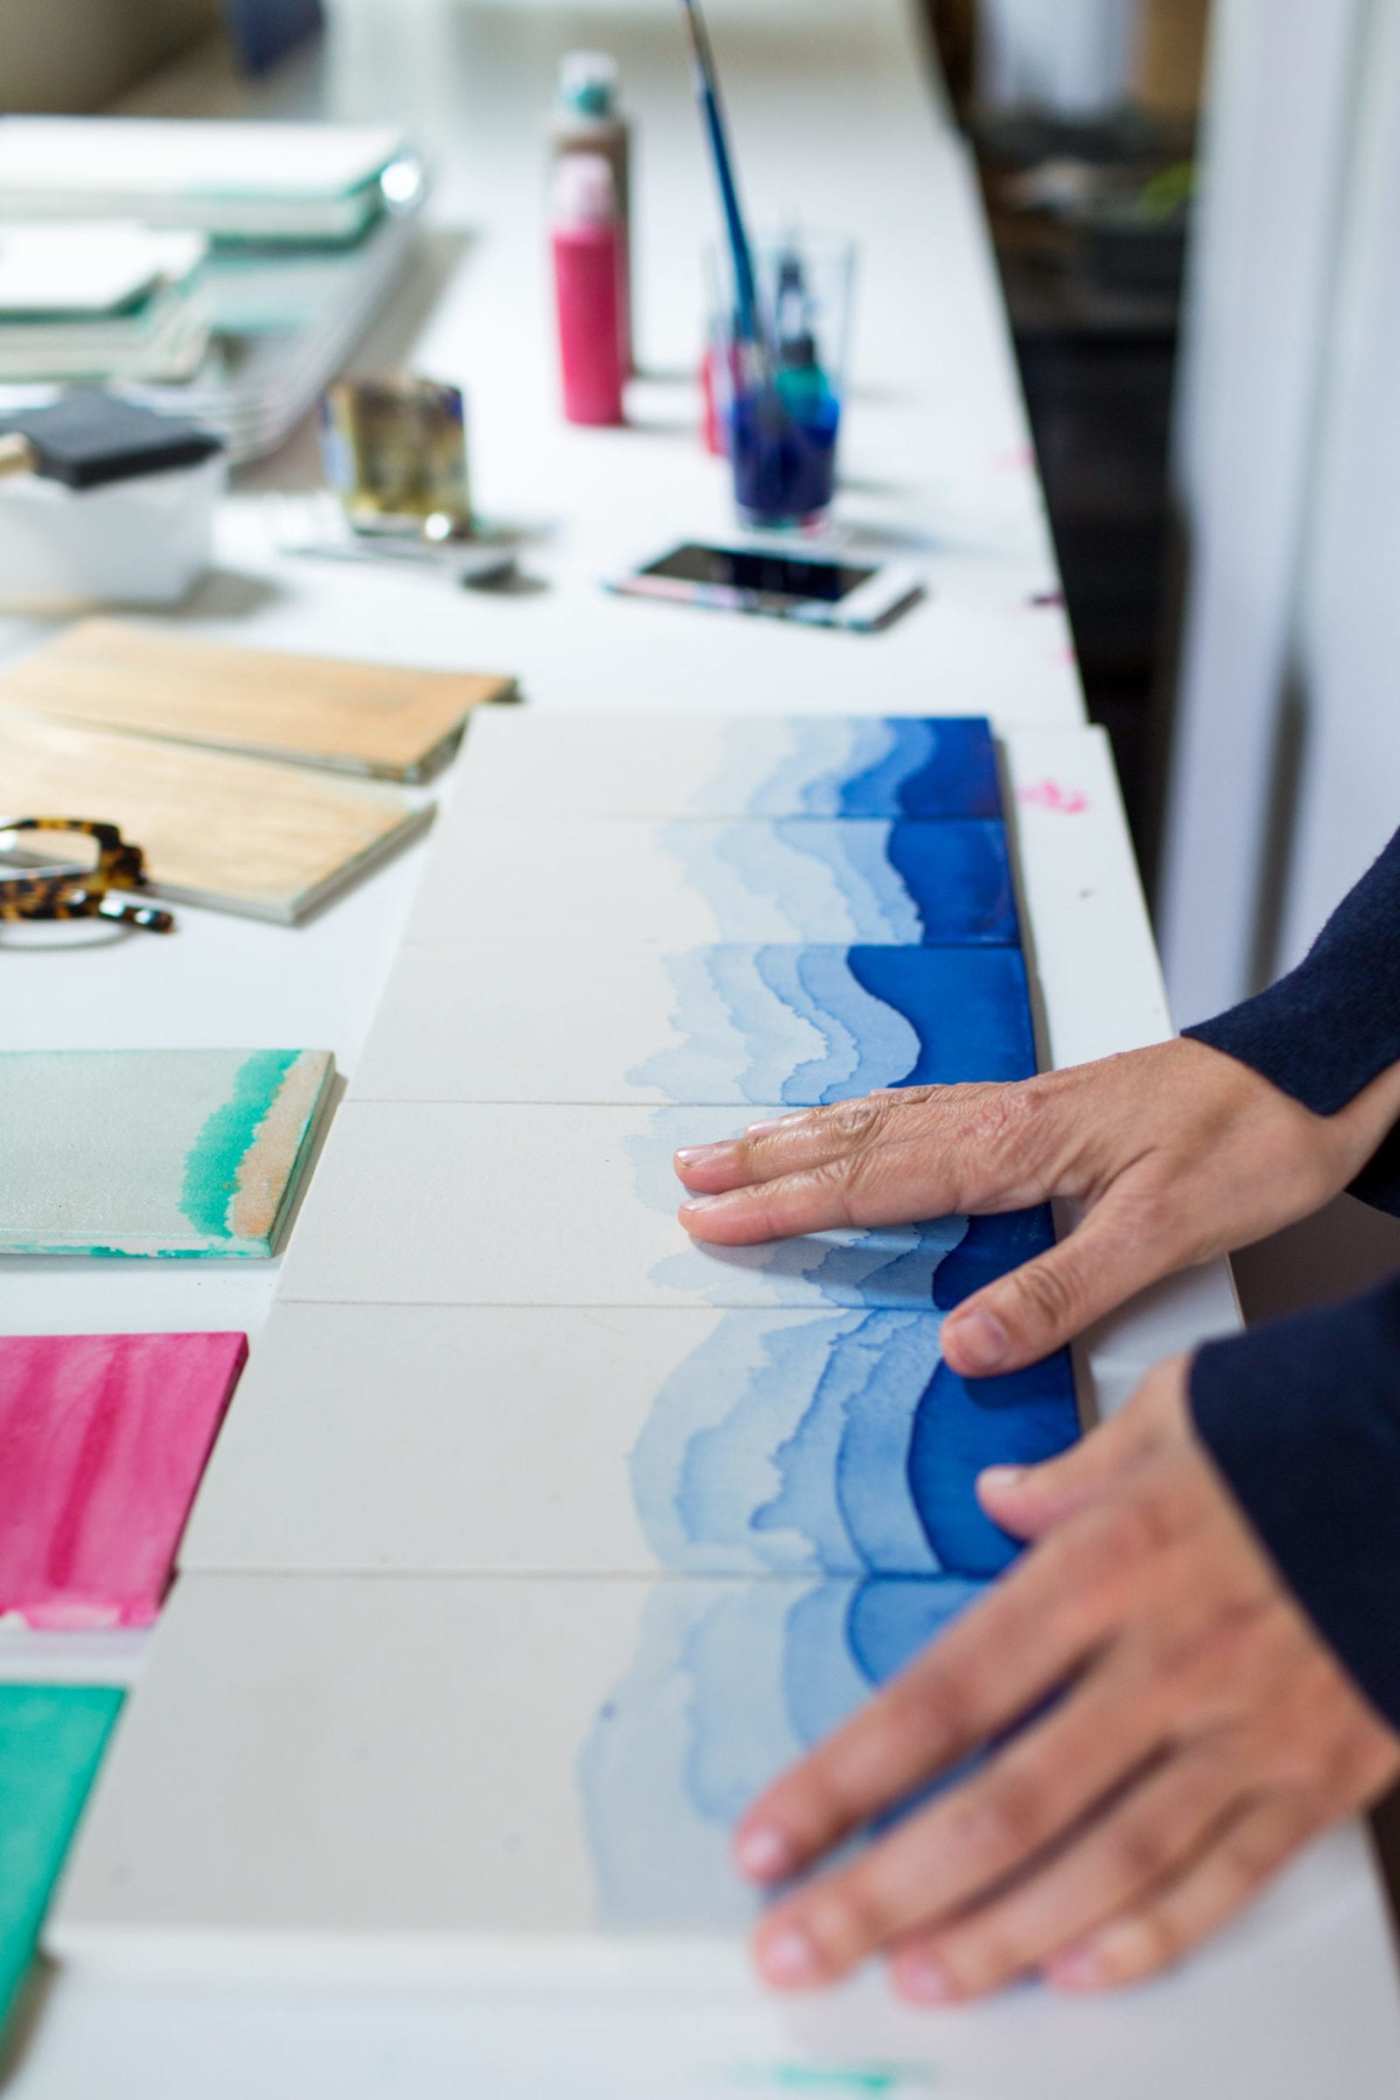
[{"x1": 640, "y1": 543, "x2": 877, "y2": 605}]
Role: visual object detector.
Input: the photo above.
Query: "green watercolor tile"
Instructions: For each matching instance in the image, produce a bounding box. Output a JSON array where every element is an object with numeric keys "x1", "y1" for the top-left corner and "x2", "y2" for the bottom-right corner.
[
  {"x1": 0, "y1": 1685, "x2": 123, "y2": 2031},
  {"x1": 0, "y1": 1048, "x2": 333, "y2": 1258}
]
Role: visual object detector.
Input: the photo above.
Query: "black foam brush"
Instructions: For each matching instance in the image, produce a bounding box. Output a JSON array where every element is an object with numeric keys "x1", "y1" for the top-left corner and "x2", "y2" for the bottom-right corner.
[{"x1": 0, "y1": 393, "x2": 223, "y2": 491}]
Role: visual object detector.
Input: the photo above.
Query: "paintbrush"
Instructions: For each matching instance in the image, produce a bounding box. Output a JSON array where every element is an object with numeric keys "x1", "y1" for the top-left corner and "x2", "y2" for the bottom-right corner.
[{"x1": 677, "y1": 0, "x2": 762, "y2": 349}]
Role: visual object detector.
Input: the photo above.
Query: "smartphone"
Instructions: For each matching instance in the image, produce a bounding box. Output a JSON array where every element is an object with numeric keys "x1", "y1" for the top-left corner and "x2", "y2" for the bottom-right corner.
[{"x1": 606, "y1": 540, "x2": 925, "y2": 632}]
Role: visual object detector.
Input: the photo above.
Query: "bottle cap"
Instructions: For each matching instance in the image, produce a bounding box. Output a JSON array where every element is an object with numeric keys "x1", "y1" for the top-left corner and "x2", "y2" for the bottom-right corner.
[
  {"x1": 560, "y1": 50, "x2": 619, "y2": 119},
  {"x1": 553, "y1": 152, "x2": 617, "y2": 227}
]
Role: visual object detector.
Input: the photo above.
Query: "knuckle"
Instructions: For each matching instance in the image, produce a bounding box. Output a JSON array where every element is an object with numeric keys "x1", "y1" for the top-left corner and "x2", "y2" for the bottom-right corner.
[
  {"x1": 1111, "y1": 1176, "x2": 1181, "y2": 1250},
  {"x1": 878, "y1": 1674, "x2": 961, "y2": 1771},
  {"x1": 1002, "y1": 1256, "x2": 1079, "y2": 1336},
  {"x1": 956, "y1": 1771, "x2": 1047, "y2": 1866},
  {"x1": 1100, "y1": 1475, "x2": 1184, "y2": 1565},
  {"x1": 964, "y1": 1082, "x2": 1050, "y2": 1163},
  {"x1": 1106, "y1": 1909, "x2": 1180, "y2": 1982},
  {"x1": 806, "y1": 1873, "x2": 893, "y2": 1965},
  {"x1": 1220, "y1": 1820, "x2": 1294, "y2": 1891},
  {"x1": 803, "y1": 1156, "x2": 862, "y2": 1228},
  {"x1": 944, "y1": 1929, "x2": 1023, "y2": 1996},
  {"x1": 1106, "y1": 1818, "x2": 1174, "y2": 1893},
  {"x1": 829, "y1": 1097, "x2": 888, "y2": 1148}
]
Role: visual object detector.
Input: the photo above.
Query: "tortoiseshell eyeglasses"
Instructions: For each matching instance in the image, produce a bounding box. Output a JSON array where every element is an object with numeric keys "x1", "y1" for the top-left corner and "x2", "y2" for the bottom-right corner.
[{"x1": 0, "y1": 819, "x2": 174, "y2": 934}]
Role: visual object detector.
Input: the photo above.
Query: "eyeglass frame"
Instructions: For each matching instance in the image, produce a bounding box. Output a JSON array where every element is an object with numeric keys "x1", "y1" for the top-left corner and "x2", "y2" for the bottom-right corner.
[{"x1": 0, "y1": 817, "x2": 174, "y2": 933}]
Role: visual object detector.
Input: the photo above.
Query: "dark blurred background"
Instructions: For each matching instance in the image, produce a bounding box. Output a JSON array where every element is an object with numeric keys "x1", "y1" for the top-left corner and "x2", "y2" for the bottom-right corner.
[{"x1": 927, "y1": 0, "x2": 1208, "y2": 895}]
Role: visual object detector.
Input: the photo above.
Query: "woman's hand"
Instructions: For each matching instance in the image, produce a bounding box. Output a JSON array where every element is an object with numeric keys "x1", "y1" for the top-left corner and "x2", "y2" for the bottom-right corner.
[
  {"x1": 675, "y1": 1038, "x2": 1400, "y2": 1379},
  {"x1": 732, "y1": 1358, "x2": 1400, "y2": 2002}
]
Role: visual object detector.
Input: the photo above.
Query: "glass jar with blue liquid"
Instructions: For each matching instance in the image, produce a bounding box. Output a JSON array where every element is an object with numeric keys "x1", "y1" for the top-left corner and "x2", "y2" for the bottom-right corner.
[{"x1": 707, "y1": 233, "x2": 856, "y2": 532}]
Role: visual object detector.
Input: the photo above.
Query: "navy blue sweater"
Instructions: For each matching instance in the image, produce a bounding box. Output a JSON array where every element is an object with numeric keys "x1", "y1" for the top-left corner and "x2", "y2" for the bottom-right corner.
[{"x1": 1183, "y1": 830, "x2": 1400, "y2": 1731}]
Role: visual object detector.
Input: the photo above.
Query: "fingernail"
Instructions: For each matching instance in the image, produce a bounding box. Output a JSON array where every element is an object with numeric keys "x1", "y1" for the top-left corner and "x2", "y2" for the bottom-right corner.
[
  {"x1": 675, "y1": 1142, "x2": 739, "y2": 1168},
  {"x1": 979, "y1": 1464, "x2": 1026, "y2": 1497},
  {"x1": 946, "y1": 1310, "x2": 1009, "y2": 1373},
  {"x1": 1047, "y1": 1946, "x2": 1105, "y2": 1991},
  {"x1": 735, "y1": 1823, "x2": 794, "y2": 1882},
  {"x1": 894, "y1": 1953, "x2": 954, "y2": 2005},
  {"x1": 759, "y1": 1926, "x2": 821, "y2": 1987},
  {"x1": 679, "y1": 1193, "x2": 732, "y2": 1214}
]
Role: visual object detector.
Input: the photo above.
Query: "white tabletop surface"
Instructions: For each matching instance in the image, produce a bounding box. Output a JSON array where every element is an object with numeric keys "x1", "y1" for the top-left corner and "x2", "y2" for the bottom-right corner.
[{"x1": 0, "y1": 2, "x2": 1396, "y2": 2093}]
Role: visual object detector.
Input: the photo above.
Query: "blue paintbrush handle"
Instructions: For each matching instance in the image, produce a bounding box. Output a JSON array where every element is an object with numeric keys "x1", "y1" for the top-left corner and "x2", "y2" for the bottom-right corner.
[{"x1": 679, "y1": 0, "x2": 761, "y2": 343}]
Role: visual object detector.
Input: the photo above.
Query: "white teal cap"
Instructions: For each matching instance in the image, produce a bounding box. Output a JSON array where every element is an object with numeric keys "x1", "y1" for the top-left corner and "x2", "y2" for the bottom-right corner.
[{"x1": 560, "y1": 50, "x2": 619, "y2": 118}]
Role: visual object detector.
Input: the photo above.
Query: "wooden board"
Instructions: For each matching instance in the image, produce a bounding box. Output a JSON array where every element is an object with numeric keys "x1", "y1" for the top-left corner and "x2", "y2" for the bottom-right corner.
[
  {"x1": 1, "y1": 620, "x2": 515, "y2": 782},
  {"x1": 0, "y1": 712, "x2": 430, "y2": 922}
]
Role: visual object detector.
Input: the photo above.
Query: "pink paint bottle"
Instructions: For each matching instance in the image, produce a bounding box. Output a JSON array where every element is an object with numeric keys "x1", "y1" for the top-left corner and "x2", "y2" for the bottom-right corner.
[{"x1": 552, "y1": 152, "x2": 625, "y2": 427}]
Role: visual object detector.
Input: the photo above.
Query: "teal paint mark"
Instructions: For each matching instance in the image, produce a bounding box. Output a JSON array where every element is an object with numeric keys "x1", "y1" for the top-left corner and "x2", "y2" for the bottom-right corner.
[
  {"x1": 179, "y1": 1050, "x2": 299, "y2": 1239},
  {"x1": 731, "y1": 2068, "x2": 937, "y2": 2095},
  {"x1": 8, "y1": 1246, "x2": 261, "y2": 1262},
  {"x1": 0, "y1": 1685, "x2": 123, "y2": 2032}
]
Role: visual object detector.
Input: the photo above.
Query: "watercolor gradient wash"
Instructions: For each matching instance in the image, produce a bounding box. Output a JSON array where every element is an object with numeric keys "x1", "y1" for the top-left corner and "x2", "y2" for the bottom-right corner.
[
  {"x1": 661, "y1": 715, "x2": 1001, "y2": 820},
  {"x1": 0, "y1": 1685, "x2": 122, "y2": 2028},
  {"x1": 351, "y1": 942, "x2": 1038, "y2": 1108},
  {"x1": 659, "y1": 818, "x2": 1018, "y2": 947},
  {"x1": 456, "y1": 712, "x2": 1004, "y2": 820},
  {"x1": 631, "y1": 944, "x2": 1037, "y2": 1104},
  {"x1": 0, "y1": 1333, "x2": 246, "y2": 1629},
  {"x1": 0, "y1": 1048, "x2": 333, "y2": 1257},
  {"x1": 407, "y1": 818, "x2": 1018, "y2": 948},
  {"x1": 630, "y1": 1307, "x2": 1078, "y2": 1581},
  {"x1": 579, "y1": 1578, "x2": 987, "y2": 1931}
]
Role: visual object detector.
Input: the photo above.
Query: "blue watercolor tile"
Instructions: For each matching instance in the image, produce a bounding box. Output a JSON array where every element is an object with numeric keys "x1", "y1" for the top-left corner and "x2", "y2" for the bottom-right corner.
[
  {"x1": 630, "y1": 1304, "x2": 1079, "y2": 1582},
  {"x1": 931, "y1": 1205, "x2": 1059, "y2": 1309},
  {"x1": 829, "y1": 717, "x2": 1001, "y2": 820},
  {"x1": 630, "y1": 944, "x2": 1036, "y2": 1105},
  {"x1": 579, "y1": 1577, "x2": 992, "y2": 1930},
  {"x1": 842, "y1": 945, "x2": 1036, "y2": 1086},
  {"x1": 660, "y1": 819, "x2": 1019, "y2": 947}
]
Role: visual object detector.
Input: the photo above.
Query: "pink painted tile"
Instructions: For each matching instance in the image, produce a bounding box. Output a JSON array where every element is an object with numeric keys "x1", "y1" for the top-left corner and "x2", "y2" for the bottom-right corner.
[{"x1": 0, "y1": 1333, "x2": 246, "y2": 1630}]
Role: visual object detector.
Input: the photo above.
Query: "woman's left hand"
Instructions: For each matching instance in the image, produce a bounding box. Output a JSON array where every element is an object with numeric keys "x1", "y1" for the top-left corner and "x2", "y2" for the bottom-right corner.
[{"x1": 732, "y1": 1356, "x2": 1400, "y2": 2003}]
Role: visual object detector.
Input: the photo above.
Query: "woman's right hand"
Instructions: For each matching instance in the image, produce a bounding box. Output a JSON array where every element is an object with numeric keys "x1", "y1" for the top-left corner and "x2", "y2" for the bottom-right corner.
[{"x1": 674, "y1": 1037, "x2": 1400, "y2": 1379}]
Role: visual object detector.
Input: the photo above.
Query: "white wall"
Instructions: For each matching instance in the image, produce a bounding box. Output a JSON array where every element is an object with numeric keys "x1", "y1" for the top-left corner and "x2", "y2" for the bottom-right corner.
[
  {"x1": 1278, "y1": 0, "x2": 1400, "y2": 970},
  {"x1": 1159, "y1": 0, "x2": 1399, "y2": 1020}
]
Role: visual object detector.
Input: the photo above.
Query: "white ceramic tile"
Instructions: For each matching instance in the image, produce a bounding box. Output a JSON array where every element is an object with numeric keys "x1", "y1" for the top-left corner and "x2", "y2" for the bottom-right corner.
[
  {"x1": 454, "y1": 712, "x2": 1001, "y2": 820},
  {"x1": 277, "y1": 1102, "x2": 990, "y2": 1311},
  {"x1": 350, "y1": 942, "x2": 1036, "y2": 1106},
  {"x1": 52, "y1": 1570, "x2": 996, "y2": 1960},
  {"x1": 180, "y1": 1302, "x2": 1078, "y2": 1581},
  {"x1": 406, "y1": 817, "x2": 1018, "y2": 948}
]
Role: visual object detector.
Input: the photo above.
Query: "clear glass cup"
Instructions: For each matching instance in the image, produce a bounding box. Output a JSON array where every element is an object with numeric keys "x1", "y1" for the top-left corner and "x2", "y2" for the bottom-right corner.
[{"x1": 706, "y1": 233, "x2": 856, "y2": 531}]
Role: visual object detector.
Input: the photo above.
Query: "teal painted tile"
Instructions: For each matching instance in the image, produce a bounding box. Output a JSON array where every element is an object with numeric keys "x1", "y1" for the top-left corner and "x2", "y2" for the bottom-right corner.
[
  {"x1": 0, "y1": 1684, "x2": 123, "y2": 2030},
  {"x1": 0, "y1": 1048, "x2": 334, "y2": 1258}
]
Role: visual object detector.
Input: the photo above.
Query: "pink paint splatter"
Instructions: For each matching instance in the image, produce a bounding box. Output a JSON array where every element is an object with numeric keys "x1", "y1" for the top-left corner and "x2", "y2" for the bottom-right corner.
[
  {"x1": 0, "y1": 1333, "x2": 246, "y2": 1629},
  {"x1": 1018, "y1": 780, "x2": 1091, "y2": 816},
  {"x1": 993, "y1": 442, "x2": 1036, "y2": 473}
]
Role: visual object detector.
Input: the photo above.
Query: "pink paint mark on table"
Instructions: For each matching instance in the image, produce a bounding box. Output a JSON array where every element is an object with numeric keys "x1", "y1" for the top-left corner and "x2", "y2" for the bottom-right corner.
[
  {"x1": 0, "y1": 1333, "x2": 246, "y2": 1630},
  {"x1": 992, "y1": 442, "x2": 1036, "y2": 474},
  {"x1": 1018, "y1": 780, "x2": 1091, "y2": 816}
]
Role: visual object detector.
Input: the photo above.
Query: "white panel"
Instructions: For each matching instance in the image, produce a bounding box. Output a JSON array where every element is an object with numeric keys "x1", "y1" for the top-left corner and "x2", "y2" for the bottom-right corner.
[
  {"x1": 1277, "y1": 0, "x2": 1400, "y2": 968},
  {"x1": 1157, "y1": 0, "x2": 1365, "y2": 1021}
]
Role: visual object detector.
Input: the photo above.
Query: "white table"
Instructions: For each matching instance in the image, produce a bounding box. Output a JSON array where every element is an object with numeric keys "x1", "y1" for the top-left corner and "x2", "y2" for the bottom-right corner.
[{"x1": 1, "y1": 3, "x2": 1396, "y2": 2093}]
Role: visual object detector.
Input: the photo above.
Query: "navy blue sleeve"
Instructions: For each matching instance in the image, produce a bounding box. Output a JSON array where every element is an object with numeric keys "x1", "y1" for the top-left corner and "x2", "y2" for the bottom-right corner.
[
  {"x1": 1183, "y1": 829, "x2": 1400, "y2": 1215},
  {"x1": 1190, "y1": 1277, "x2": 1400, "y2": 1733}
]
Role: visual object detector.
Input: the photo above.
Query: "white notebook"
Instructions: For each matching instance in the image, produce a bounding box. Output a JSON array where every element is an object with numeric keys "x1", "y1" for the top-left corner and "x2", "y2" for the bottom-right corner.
[{"x1": 0, "y1": 119, "x2": 407, "y2": 241}]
